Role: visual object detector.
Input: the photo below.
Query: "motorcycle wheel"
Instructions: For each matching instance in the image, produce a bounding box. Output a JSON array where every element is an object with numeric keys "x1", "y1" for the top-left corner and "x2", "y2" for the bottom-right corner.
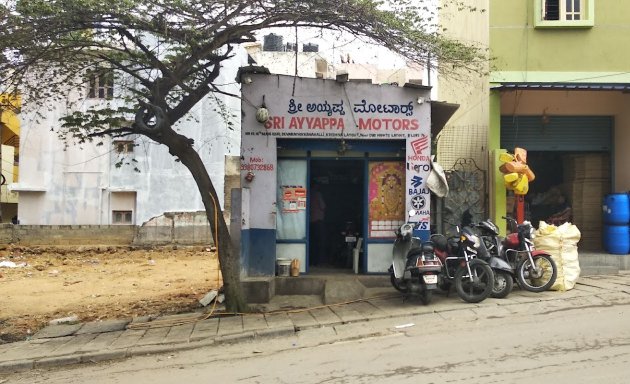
[
  {"x1": 454, "y1": 259, "x2": 494, "y2": 303},
  {"x1": 389, "y1": 266, "x2": 408, "y2": 293},
  {"x1": 516, "y1": 254, "x2": 557, "y2": 292},
  {"x1": 490, "y1": 270, "x2": 513, "y2": 299},
  {"x1": 420, "y1": 289, "x2": 433, "y2": 305}
]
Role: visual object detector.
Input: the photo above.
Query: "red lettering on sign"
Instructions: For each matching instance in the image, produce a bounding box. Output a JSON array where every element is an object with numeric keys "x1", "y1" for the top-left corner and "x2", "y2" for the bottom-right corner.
[{"x1": 358, "y1": 118, "x2": 419, "y2": 130}]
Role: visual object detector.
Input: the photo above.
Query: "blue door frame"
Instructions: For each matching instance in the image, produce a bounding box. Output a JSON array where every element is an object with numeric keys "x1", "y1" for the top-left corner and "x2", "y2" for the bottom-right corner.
[{"x1": 277, "y1": 139, "x2": 405, "y2": 274}]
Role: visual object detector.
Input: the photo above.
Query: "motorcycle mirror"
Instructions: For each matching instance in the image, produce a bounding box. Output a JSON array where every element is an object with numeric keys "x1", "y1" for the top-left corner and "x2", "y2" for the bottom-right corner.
[{"x1": 408, "y1": 209, "x2": 417, "y2": 217}]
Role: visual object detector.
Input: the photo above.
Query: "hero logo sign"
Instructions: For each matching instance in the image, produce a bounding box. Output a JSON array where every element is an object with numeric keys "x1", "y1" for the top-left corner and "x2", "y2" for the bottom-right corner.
[{"x1": 410, "y1": 134, "x2": 429, "y2": 155}]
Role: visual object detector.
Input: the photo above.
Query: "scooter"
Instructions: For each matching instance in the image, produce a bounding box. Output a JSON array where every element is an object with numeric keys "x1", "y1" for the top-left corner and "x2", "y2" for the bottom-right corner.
[
  {"x1": 431, "y1": 225, "x2": 498, "y2": 303},
  {"x1": 389, "y1": 212, "x2": 443, "y2": 305},
  {"x1": 475, "y1": 216, "x2": 557, "y2": 293}
]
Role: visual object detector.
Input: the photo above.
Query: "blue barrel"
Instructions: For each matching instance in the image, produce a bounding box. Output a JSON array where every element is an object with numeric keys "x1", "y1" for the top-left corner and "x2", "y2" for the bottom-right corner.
[
  {"x1": 603, "y1": 193, "x2": 630, "y2": 224},
  {"x1": 603, "y1": 224, "x2": 630, "y2": 254}
]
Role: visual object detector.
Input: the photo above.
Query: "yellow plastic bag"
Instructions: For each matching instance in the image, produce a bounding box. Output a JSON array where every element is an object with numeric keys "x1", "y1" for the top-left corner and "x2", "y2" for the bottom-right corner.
[
  {"x1": 503, "y1": 172, "x2": 519, "y2": 183},
  {"x1": 513, "y1": 174, "x2": 529, "y2": 195},
  {"x1": 499, "y1": 152, "x2": 515, "y2": 163}
]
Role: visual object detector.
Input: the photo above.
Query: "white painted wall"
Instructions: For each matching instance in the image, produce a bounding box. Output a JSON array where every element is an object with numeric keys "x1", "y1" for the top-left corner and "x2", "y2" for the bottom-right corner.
[{"x1": 14, "y1": 48, "x2": 248, "y2": 226}]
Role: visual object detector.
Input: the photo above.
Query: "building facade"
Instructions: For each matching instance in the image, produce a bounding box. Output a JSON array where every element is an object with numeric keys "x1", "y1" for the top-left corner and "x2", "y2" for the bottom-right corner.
[
  {"x1": 489, "y1": 0, "x2": 630, "y2": 250},
  {"x1": 437, "y1": 0, "x2": 630, "y2": 255},
  {"x1": 239, "y1": 72, "x2": 435, "y2": 276}
]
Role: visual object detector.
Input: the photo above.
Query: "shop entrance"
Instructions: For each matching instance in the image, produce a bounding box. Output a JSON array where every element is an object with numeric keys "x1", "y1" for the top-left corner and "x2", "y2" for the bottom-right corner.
[{"x1": 309, "y1": 159, "x2": 364, "y2": 269}]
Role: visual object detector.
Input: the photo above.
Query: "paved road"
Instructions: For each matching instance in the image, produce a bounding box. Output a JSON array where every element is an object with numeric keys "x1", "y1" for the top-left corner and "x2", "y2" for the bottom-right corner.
[{"x1": 1, "y1": 273, "x2": 630, "y2": 381}]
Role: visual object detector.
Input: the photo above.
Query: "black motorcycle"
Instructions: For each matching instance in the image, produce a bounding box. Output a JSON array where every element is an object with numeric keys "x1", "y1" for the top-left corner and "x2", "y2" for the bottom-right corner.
[
  {"x1": 389, "y1": 219, "x2": 443, "y2": 305},
  {"x1": 431, "y1": 226, "x2": 496, "y2": 303}
]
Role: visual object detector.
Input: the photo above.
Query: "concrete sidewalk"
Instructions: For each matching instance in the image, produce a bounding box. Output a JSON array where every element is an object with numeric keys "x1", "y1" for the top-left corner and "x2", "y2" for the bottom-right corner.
[{"x1": 2, "y1": 272, "x2": 630, "y2": 374}]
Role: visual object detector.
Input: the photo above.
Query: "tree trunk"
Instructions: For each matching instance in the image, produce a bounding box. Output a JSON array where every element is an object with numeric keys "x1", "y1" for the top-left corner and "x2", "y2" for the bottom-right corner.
[{"x1": 164, "y1": 130, "x2": 249, "y2": 313}]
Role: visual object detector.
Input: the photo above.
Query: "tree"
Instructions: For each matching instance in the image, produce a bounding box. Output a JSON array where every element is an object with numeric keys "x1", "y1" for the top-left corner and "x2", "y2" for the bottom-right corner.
[{"x1": 0, "y1": 0, "x2": 486, "y2": 312}]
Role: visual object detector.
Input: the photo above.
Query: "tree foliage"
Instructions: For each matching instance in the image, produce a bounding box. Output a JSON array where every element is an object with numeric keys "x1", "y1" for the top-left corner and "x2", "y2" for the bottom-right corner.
[{"x1": 0, "y1": 0, "x2": 486, "y2": 312}]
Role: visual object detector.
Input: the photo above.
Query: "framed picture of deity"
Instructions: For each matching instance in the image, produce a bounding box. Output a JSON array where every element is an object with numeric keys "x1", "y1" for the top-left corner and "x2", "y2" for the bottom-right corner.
[{"x1": 368, "y1": 161, "x2": 405, "y2": 238}]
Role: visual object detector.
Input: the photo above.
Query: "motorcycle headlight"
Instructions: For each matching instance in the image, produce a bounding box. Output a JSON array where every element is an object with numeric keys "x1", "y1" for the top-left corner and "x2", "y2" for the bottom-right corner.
[
  {"x1": 472, "y1": 236, "x2": 480, "y2": 248},
  {"x1": 529, "y1": 226, "x2": 536, "y2": 239},
  {"x1": 462, "y1": 233, "x2": 480, "y2": 248}
]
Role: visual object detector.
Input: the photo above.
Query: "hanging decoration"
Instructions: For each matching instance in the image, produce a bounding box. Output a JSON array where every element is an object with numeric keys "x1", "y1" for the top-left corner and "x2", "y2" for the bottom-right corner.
[{"x1": 499, "y1": 147, "x2": 535, "y2": 195}]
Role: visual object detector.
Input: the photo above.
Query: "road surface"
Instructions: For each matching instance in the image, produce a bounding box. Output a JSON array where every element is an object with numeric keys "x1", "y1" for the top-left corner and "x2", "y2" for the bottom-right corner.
[{"x1": 6, "y1": 299, "x2": 630, "y2": 383}]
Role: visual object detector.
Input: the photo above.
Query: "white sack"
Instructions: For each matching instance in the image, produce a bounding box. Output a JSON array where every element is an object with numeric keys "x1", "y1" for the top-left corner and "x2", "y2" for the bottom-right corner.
[{"x1": 534, "y1": 221, "x2": 581, "y2": 291}]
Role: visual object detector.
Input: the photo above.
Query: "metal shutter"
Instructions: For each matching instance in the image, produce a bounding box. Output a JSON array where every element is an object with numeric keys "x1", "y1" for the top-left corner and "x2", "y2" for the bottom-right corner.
[{"x1": 500, "y1": 116, "x2": 612, "y2": 151}]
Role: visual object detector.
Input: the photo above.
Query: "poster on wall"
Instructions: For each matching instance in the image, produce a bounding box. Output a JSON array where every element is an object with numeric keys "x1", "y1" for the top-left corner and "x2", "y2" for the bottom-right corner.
[
  {"x1": 368, "y1": 161, "x2": 406, "y2": 238},
  {"x1": 281, "y1": 186, "x2": 307, "y2": 213}
]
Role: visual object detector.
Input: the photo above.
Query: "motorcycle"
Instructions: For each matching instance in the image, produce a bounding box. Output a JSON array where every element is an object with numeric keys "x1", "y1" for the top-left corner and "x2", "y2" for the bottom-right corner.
[
  {"x1": 471, "y1": 219, "x2": 515, "y2": 298},
  {"x1": 389, "y1": 213, "x2": 443, "y2": 305},
  {"x1": 431, "y1": 226, "x2": 496, "y2": 303},
  {"x1": 476, "y1": 216, "x2": 558, "y2": 292}
]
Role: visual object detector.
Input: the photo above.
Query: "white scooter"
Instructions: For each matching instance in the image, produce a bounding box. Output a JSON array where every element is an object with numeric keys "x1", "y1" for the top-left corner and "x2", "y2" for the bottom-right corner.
[{"x1": 388, "y1": 210, "x2": 443, "y2": 305}]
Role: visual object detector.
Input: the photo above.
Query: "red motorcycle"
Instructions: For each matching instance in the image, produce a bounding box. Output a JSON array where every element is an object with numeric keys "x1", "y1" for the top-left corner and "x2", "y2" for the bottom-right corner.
[{"x1": 478, "y1": 216, "x2": 557, "y2": 292}]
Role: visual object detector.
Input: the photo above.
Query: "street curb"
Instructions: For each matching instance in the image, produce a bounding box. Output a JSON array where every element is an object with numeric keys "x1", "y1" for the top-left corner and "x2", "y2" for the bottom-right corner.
[
  {"x1": 254, "y1": 326, "x2": 295, "y2": 339},
  {"x1": 0, "y1": 359, "x2": 33, "y2": 374},
  {"x1": 127, "y1": 338, "x2": 216, "y2": 357},
  {"x1": 80, "y1": 350, "x2": 128, "y2": 364},
  {"x1": 214, "y1": 331, "x2": 255, "y2": 345},
  {"x1": 34, "y1": 355, "x2": 81, "y2": 370},
  {"x1": 0, "y1": 331, "x2": 281, "y2": 374}
]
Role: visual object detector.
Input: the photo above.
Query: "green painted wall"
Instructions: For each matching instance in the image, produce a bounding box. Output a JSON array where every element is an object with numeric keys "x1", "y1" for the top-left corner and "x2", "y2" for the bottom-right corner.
[
  {"x1": 490, "y1": 0, "x2": 630, "y2": 73},
  {"x1": 489, "y1": 90, "x2": 506, "y2": 234}
]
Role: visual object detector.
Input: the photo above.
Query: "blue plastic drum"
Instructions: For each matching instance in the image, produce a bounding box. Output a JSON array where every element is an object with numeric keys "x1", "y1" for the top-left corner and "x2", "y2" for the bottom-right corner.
[
  {"x1": 603, "y1": 193, "x2": 630, "y2": 225},
  {"x1": 603, "y1": 224, "x2": 630, "y2": 255}
]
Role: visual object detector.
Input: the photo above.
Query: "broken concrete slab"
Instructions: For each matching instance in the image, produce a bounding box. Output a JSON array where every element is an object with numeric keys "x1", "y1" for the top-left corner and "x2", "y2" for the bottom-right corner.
[{"x1": 32, "y1": 324, "x2": 82, "y2": 339}]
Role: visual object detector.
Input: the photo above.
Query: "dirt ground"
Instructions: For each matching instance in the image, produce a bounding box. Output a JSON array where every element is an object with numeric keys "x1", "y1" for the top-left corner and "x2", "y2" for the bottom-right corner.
[{"x1": 0, "y1": 245, "x2": 223, "y2": 343}]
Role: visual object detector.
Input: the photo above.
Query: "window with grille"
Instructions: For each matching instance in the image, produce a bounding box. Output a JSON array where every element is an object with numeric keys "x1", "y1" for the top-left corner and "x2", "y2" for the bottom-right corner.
[
  {"x1": 535, "y1": 0, "x2": 593, "y2": 27},
  {"x1": 112, "y1": 210, "x2": 133, "y2": 224},
  {"x1": 88, "y1": 69, "x2": 114, "y2": 99}
]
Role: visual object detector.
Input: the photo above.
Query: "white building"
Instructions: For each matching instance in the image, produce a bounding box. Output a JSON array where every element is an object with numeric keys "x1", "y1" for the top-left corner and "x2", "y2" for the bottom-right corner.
[{"x1": 11, "y1": 49, "x2": 248, "y2": 231}]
